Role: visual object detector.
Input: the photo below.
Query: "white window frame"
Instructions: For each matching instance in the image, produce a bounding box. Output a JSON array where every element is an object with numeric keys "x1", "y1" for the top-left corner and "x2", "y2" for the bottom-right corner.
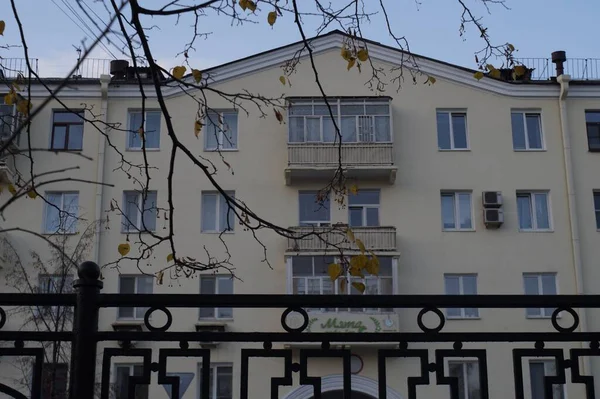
[
  {"x1": 121, "y1": 191, "x2": 158, "y2": 233},
  {"x1": 43, "y1": 191, "x2": 79, "y2": 234},
  {"x1": 517, "y1": 191, "x2": 552, "y2": 232},
  {"x1": 204, "y1": 110, "x2": 239, "y2": 151},
  {"x1": 523, "y1": 273, "x2": 558, "y2": 318},
  {"x1": 126, "y1": 109, "x2": 161, "y2": 150},
  {"x1": 287, "y1": 256, "x2": 397, "y2": 313},
  {"x1": 348, "y1": 189, "x2": 380, "y2": 227},
  {"x1": 528, "y1": 359, "x2": 565, "y2": 399},
  {"x1": 199, "y1": 275, "x2": 234, "y2": 320},
  {"x1": 197, "y1": 363, "x2": 233, "y2": 399},
  {"x1": 444, "y1": 274, "x2": 479, "y2": 319},
  {"x1": 39, "y1": 274, "x2": 73, "y2": 294},
  {"x1": 441, "y1": 191, "x2": 473, "y2": 231},
  {"x1": 436, "y1": 110, "x2": 469, "y2": 150},
  {"x1": 118, "y1": 275, "x2": 154, "y2": 320},
  {"x1": 113, "y1": 364, "x2": 148, "y2": 399},
  {"x1": 201, "y1": 191, "x2": 235, "y2": 233},
  {"x1": 511, "y1": 110, "x2": 544, "y2": 151},
  {"x1": 287, "y1": 98, "x2": 393, "y2": 144},
  {"x1": 298, "y1": 191, "x2": 331, "y2": 227},
  {"x1": 447, "y1": 360, "x2": 480, "y2": 399}
]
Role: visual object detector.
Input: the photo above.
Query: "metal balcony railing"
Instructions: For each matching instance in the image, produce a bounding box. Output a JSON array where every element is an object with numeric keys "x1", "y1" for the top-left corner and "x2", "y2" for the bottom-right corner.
[
  {"x1": 287, "y1": 225, "x2": 397, "y2": 252},
  {"x1": 515, "y1": 57, "x2": 600, "y2": 81},
  {"x1": 0, "y1": 58, "x2": 39, "y2": 79},
  {"x1": 287, "y1": 142, "x2": 394, "y2": 167}
]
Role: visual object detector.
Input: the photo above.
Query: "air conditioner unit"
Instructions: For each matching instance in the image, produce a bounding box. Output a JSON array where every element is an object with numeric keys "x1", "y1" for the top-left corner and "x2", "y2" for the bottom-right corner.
[
  {"x1": 482, "y1": 191, "x2": 503, "y2": 208},
  {"x1": 483, "y1": 208, "x2": 504, "y2": 228}
]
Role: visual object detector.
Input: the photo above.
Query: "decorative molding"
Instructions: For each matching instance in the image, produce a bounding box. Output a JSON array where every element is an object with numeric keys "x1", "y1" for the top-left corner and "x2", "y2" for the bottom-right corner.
[{"x1": 282, "y1": 374, "x2": 404, "y2": 399}]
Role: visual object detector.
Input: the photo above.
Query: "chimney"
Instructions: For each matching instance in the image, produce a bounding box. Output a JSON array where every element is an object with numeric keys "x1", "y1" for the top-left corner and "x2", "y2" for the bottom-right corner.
[
  {"x1": 109, "y1": 60, "x2": 129, "y2": 79},
  {"x1": 551, "y1": 51, "x2": 567, "y2": 77}
]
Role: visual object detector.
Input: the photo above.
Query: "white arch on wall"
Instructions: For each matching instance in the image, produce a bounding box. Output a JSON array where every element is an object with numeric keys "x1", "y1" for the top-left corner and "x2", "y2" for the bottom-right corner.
[{"x1": 282, "y1": 374, "x2": 404, "y2": 399}]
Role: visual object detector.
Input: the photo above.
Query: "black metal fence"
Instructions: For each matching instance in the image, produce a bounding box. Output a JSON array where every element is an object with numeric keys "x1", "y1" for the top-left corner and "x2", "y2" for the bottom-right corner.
[{"x1": 0, "y1": 261, "x2": 599, "y2": 398}]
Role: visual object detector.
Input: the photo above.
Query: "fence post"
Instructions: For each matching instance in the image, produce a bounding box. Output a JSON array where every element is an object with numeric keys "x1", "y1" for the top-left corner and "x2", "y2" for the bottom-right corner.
[{"x1": 69, "y1": 261, "x2": 103, "y2": 399}]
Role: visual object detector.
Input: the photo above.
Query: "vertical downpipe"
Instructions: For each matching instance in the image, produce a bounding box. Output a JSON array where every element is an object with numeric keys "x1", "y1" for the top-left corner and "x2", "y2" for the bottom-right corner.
[
  {"x1": 93, "y1": 75, "x2": 110, "y2": 264},
  {"x1": 557, "y1": 73, "x2": 590, "y2": 374}
]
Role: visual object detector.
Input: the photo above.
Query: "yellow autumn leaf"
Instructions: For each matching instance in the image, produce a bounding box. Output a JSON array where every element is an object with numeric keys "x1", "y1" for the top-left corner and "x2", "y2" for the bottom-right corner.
[
  {"x1": 489, "y1": 69, "x2": 501, "y2": 79},
  {"x1": 117, "y1": 243, "x2": 130, "y2": 256},
  {"x1": 347, "y1": 58, "x2": 356, "y2": 71},
  {"x1": 27, "y1": 190, "x2": 37, "y2": 199},
  {"x1": 156, "y1": 270, "x2": 164, "y2": 285},
  {"x1": 239, "y1": 0, "x2": 248, "y2": 10},
  {"x1": 474, "y1": 71, "x2": 485, "y2": 81},
  {"x1": 507, "y1": 43, "x2": 515, "y2": 52},
  {"x1": 247, "y1": 0, "x2": 257, "y2": 12},
  {"x1": 427, "y1": 76, "x2": 437, "y2": 85},
  {"x1": 268, "y1": 11, "x2": 277, "y2": 26},
  {"x1": 514, "y1": 65, "x2": 527, "y2": 77},
  {"x1": 357, "y1": 48, "x2": 368, "y2": 62},
  {"x1": 339, "y1": 277, "x2": 348, "y2": 293},
  {"x1": 351, "y1": 282, "x2": 366, "y2": 294},
  {"x1": 12, "y1": 82, "x2": 21, "y2": 92},
  {"x1": 346, "y1": 227, "x2": 355, "y2": 242},
  {"x1": 349, "y1": 184, "x2": 358, "y2": 195},
  {"x1": 4, "y1": 93, "x2": 14, "y2": 106},
  {"x1": 137, "y1": 127, "x2": 144, "y2": 138},
  {"x1": 192, "y1": 69, "x2": 202, "y2": 83},
  {"x1": 349, "y1": 265, "x2": 364, "y2": 277},
  {"x1": 327, "y1": 263, "x2": 342, "y2": 281},
  {"x1": 167, "y1": 253, "x2": 174, "y2": 262},
  {"x1": 16, "y1": 99, "x2": 31, "y2": 115},
  {"x1": 172, "y1": 66, "x2": 186, "y2": 80},
  {"x1": 8, "y1": 184, "x2": 16, "y2": 196},
  {"x1": 340, "y1": 47, "x2": 351, "y2": 61},
  {"x1": 350, "y1": 254, "x2": 368, "y2": 271},
  {"x1": 355, "y1": 238, "x2": 366, "y2": 254},
  {"x1": 279, "y1": 75, "x2": 286, "y2": 85},
  {"x1": 366, "y1": 252, "x2": 379, "y2": 275},
  {"x1": 0, "y1": 21, "x2": 5, "y2": 36},
  {"x1": 194, "y1": 120, "x2": 203, "y2": 138}
]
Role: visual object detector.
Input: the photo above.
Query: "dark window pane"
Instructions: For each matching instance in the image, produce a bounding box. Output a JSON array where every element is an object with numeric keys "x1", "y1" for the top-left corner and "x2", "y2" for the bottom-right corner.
[
  {"x1": 53, "y1": 111, "x2": 83, "y2": 123},
  {"x1": 349, "y1": 190, "x2": 380, "y2": 205},
  {"x1": 452, "y1": 114, "x2": 468, "y2": 149},
  {"x1": 349, "y1": 207, "x2": 363, "y2": 227},
  {"x1": 530, "y1": 362, "x2": 545, "y2": 399},
  {"x1": 299, "y1": 191, "x2": 330, "y2": 224},
  {"x1": 441, "y1": 194, "x2": 455, "y2": 229},
  {"x1": 366, "y1": 207, "x2": 379, "y2": 226},
  {"x1": 67, "y1": 124, "x2": 84, "y2": 150},
  {"x1": 587, "y1": 123, "x2": 600, "y2": 150},
  {"x1": 292, "y1": 257, "x2": 313, "y2": 276},
  {"x1": 52, "y1": 126, "x2": 67, "y2": 149},
  {"x1": 41, "y1": 363, "x2": 68, "y2": 399},
  {"x1": 511, "y1": 112, "x2": 526, "y2": 150},
  {"x1": 586, "y1": 111, "x2": 600, "y2": 123},
  {"x1": 436, "y1": 112, "x2": 451, "y2": 149},
  {"x1": 526, "y1": 114, "x2": 542, "y2": 149}
]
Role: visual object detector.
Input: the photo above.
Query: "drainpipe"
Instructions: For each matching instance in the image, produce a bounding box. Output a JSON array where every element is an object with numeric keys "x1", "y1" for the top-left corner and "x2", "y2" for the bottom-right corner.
[
  {"x1": 557, "y1": 73, "x2": 590, "y2": 374},
  {"x1": 93, "y1": 75, "x2": 110, "y2": 264}
]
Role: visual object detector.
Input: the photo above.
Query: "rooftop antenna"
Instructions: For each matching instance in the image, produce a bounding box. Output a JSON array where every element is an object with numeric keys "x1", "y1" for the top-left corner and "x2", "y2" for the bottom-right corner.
[{"x1": 73, "y1": 45, "x2": 82, "y2": 78}]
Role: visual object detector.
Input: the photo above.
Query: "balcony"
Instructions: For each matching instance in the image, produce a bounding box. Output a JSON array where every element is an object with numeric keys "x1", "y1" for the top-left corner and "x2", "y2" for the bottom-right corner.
[
  {"x1": 285, "y1": 97, "x2": 397, "y2": 185},
  {"x1": 286, "y1": 225, "x2": 397, "y2": 253}
]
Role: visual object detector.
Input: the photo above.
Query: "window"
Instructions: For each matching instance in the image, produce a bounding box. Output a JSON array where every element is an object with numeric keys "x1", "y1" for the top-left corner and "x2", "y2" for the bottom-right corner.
[
  {"x1": 585, "y1": 111, "x2": 600, "y2": 152},
  {"x1": 299, "y1": 191, "x2": 330, "y2": 226},
  {"x1": 0, "y1": 103, "x2": 14, "y2": 138},
  {"x1": 511, "y1": 111, "x2": 543, "y2": 150},
  {"x1": 517, "y1": 192, "x2": 551, "y2": 231},
  {"x1": 39, "y1": 274, "x2": 73, "y2": 294},
  {"x1": 122, "y1": 191, "x2": 158, "y2": 232},
  {"x1": 118, "y1": 276, "x2": 154, "y2": 319},
  {"x1": 199, "y1": 276, "x2": 233, "y2": 319},
  {"x1": 205, "y1": 111, "x2": 238, "y2": 150},
  {"x1": 201, "y1": 191, "x2": 235, "y2": 233},
  {"x1": 127, "y1": 110, "x2": 161, "y2": 149},
  {"x1": 529, "y1": 361, "x2": 564, "y2": 399},
  {"x1": 198, "y1": 364, "x2": 233, "y2": 399},
  {"x1": 44, "y1": 192, "x2": 79, "y2": 234},
  {"x1": 115, "y1": 364, "x2": 148, "y2": 399},
  {"x1": 524, "y1": 273, "x2": 557, "y2": 318},
  {"x1": 444, "y1": 274, "x2": 478, "y2": 319},
  {"x1": 291, "y1": 256, "x2": 393, "y2": 312},
  {"x1": 288, "y1": 98, "x2": 391, "y2": 143},
  {"x1": 41, "y1": 363, "x2": 68, "y2": 399},
  {"x1": 594, "y1": 191, "x2": 600, "y2": 230},
  {"x1": 441, "y1": 192, "x2": 472, "y2": 230},
  {"x1": 51, "y1": 111, "x2": 84, "y2": 151},
  {"x1": 349, "y1": 189, "x2": 380, "y2": 227},
  {"x1": 448, "y1": 361, "x2": 481, "y2": 399},
  {"x1": 437, "y1": 111, "x2": 468, "y2": 150}
]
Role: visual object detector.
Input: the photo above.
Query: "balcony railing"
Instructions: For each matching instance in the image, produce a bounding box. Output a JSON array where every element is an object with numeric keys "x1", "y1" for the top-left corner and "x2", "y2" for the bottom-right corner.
[
  {"x1": 515, "y1": 57, "x2": 600, "y2": 81},
  {"x1": 286, "y1": 142, "x2": 397, "y2": 184},
  {"x1": 287, "y1": 225, "x2": 397, "y2": 252}
]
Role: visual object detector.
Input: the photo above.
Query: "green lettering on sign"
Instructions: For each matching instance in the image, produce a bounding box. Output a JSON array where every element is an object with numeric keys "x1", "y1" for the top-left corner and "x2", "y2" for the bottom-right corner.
[{"x1": 319, "y1": 317, "x2": 368, "y2": 333}]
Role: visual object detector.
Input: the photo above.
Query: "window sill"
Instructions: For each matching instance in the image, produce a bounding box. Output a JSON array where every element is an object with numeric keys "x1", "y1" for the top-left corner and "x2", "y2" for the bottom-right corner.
[
  {"x1": 126, "y1": 148, "x2": 161, "y2": 152},
  {"x1": 204, "y1": 148, "x2": 239, "y2": 152},
  {"x1": 201, "y1": 230, "x2": 235, "y2": 234},
  {"x1": 518, "y1": 229, "x2": 554, "y2": 233},
  {"x1": 513, "y1": 149, "x2": 546, "y2": 152},
  {"x1": 526, "y1": 316, "x2": 553, "y2": 320},
  {"x1": 115, "y1": 318, "x2": 145, "y2": 323},
  {"x1": 121, "y1": 230, "x2": 156, "y2": 234},
  {"x1": 49, "y1": 148, "x2": 83, "y2": 152},
  {"x1": 446, "y1": 316, "x2": 481, "y2": 320},
  {"x1": 442, "y1": 228, "x2": 476, "y2": 232},
  {"x1": 438, "y1": 148, "x2": 470, "y2": 152},
  {"x1": 196, "y1": 320, "x2": 232, "y2": 325},
  {"x1": 42, "y1": 231, "x2": 79, "y2": 236}
]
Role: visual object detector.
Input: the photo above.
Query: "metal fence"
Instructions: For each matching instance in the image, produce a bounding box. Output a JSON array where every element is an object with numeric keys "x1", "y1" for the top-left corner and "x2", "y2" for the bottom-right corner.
[
  {"x1": 0, "y1": 261, "x2": 600, "y2": 398},
  {"x1": 0, "y1": 58, "x2": 39, "y2": 79},
  {"x1": 515, "y1": 57, "x2": 600, "y2": 81}
]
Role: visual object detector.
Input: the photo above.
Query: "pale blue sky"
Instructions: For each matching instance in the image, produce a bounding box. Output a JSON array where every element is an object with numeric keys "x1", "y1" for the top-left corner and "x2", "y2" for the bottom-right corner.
[{"x1": 3, "y1": 0, "x2": 599, "y2": 77}]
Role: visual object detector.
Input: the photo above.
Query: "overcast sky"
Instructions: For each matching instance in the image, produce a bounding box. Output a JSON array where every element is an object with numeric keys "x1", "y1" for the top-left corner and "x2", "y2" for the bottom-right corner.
[{"x1": 2, "y1": 0, "x2": 598, "y2": 78}]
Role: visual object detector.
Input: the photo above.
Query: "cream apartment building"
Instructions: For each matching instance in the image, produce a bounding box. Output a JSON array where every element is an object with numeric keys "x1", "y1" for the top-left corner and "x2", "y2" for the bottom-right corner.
[{"x1": 1, "y1": 31, "x2": 600, "y2": 398}]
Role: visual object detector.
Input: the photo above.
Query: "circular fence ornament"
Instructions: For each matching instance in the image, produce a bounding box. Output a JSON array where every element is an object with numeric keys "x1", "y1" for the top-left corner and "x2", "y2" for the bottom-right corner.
[
  {"x1": 281, "y1": 307, "x2": 309, "y2": 333},
  {"x1": 551, "y1": 307, "x2": 579, "y2": 333},
  {"x1": 417, "y1": 307, "x2": 445, "y2": 333},
  {"x1": 144, "y1": 306, "x2": 173, "y2": 332}
]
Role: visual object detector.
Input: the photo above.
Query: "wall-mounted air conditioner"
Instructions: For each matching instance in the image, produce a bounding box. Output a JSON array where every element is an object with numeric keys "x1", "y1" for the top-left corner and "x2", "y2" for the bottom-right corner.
[
  {"x1": 483, "y1": 208, "x2": 504, "y2": 228},
  {"x1": 482, "y1": 191, "x2": 503, "y2": 208}
]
